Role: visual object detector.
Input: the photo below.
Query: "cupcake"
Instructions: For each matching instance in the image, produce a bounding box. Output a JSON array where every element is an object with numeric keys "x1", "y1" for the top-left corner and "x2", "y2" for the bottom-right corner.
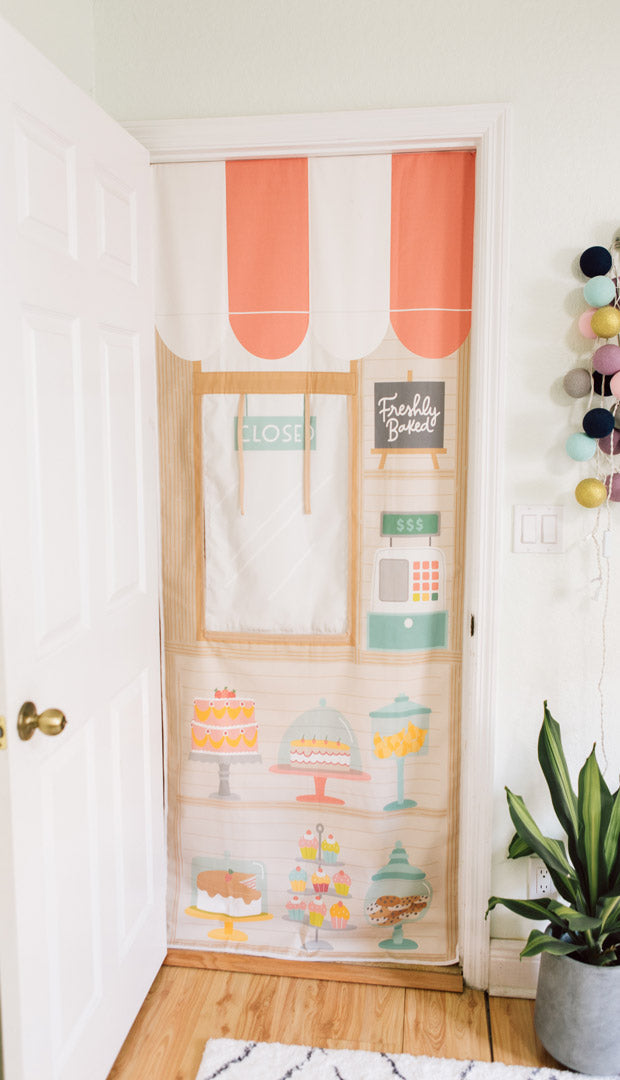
[
  {"x1": 308, "y1": 899, "x2": 326, "y2": 927},
  {"x1": 299, "y1": 829, "x2": 318, "y2": 860},
  {"x1": 330, "y1": 900, "x2": 350, "y2": 929},
  {"x1": 286, "y1": 896, "x2": 307, "y2": 922},
  {"x1": 289, "y1": 865, "x2": 308, "y2": 892},
  {"x1": 333, "y1": 869, "x2": 351, "y2": 896},
  {"x1": 311, "y1": 866, "x2": 330, "y2": 893},
  {"x1": 321, "y1": 831, "x2": 340, "y2": 863}
]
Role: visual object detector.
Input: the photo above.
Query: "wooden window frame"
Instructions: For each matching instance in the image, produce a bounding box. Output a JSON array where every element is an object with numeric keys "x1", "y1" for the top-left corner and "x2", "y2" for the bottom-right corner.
[{"x1": 193, "y1": 363, "x2": 360, "y2": 646}]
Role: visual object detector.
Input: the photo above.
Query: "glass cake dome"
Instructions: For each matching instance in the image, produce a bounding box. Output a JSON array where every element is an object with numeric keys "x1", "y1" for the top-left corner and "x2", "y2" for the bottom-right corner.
[
  {"x1": 191, "y1": 852, "x2": 268, "y2": 913},
  {"x1": 277, "y1": 698, "x2": 363, "y2": 772}
]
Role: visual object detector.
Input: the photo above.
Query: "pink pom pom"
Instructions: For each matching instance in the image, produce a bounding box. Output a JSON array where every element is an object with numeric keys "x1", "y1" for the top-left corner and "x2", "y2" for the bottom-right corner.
[
  {"x1": 578, "y1": 308, "x2": 597, "y2": 339},
  {"x1": 593, "y1": 343, "x2": 620, "y2": 375}
]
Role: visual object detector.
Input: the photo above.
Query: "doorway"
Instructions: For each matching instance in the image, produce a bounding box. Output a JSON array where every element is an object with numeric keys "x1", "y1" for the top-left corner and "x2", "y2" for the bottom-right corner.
[{"x1": 131, "y1": 107, "x2": 510, "y2": 986}]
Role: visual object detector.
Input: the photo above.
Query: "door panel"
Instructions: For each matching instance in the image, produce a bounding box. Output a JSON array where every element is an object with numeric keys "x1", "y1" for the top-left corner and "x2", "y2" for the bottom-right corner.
[
  {"x1": 101, "y1": 327, "x2": 144, "y2": 605},
  {"x1": 0, "y1": 16, "x2": 166, "y2": 1080},
  {"x1": 25, "y1": 308, "x2": 88, "y2": 645}
]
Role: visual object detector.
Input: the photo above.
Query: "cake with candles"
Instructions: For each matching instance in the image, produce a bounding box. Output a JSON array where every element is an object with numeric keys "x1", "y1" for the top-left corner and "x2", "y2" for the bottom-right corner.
[{"x1": 290, "y1": 735, "x2": 351, "y2": 770}]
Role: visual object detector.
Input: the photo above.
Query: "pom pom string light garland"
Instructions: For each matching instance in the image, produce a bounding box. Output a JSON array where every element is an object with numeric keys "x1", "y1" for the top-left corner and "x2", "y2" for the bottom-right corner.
[
  {"x1": 565, "y1": 236, "x2": 620, "y2": 774},
  {"x1": 571, "y1": 237, "x2": 620, "y2": 516}
]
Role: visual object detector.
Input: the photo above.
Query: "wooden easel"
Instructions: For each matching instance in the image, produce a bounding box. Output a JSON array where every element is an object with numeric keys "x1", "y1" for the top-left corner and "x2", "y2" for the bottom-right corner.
[{"x1": 371, "y1": 446, "x2": 447, "y2": 470}]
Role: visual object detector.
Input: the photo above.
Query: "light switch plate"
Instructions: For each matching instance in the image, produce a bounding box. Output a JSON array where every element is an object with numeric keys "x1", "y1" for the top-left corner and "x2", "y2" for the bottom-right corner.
[{"x1": 513, "y1": 505, "x2": 564, "y2": 553}]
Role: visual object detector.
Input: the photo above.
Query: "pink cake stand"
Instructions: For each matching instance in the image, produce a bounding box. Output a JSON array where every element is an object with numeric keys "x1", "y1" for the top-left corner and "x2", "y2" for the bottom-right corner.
[{"x1": 269, "y1": 764, "x2": 370, "y2": 805}]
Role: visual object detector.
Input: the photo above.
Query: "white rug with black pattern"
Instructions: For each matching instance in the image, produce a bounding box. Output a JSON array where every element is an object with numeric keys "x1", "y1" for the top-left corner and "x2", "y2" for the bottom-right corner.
[{"x1": 196, "y1": 1038, "x2": 612, "y2": 1079}]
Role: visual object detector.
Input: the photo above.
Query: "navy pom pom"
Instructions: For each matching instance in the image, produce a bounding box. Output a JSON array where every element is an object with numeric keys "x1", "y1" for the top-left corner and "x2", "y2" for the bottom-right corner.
[
  {"x1": 579, "y1": 245, "x2": 613, "y2": 278},
  {"x1": 583, "y1": 407, "x2": 615, "y2": 438},
  {"x1": 592, "y1": 371, "x2": 614, "y2": 396}
]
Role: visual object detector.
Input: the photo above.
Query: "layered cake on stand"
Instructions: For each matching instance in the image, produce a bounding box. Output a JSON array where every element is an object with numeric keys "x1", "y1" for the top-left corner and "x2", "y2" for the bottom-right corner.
[{"x1": 191, "y1": 688, "x2": 261, "y2": 799}]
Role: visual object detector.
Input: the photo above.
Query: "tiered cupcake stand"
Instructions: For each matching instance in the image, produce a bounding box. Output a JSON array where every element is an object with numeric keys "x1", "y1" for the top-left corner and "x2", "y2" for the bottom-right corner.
[{"x1": 284, "y1": 823, "x2": 356, "y2": 952}]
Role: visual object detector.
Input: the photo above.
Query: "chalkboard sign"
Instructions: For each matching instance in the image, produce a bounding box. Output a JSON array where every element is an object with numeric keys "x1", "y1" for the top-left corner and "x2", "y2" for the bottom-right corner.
[{"x1": 374, "y1": 381, "x2": 445, "y2": 450}]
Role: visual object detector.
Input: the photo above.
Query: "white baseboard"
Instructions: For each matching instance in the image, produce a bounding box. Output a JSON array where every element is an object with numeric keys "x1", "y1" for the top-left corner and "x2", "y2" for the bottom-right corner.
[{"x1": 488, "y1": 938, "x2": 539, "y2": 999}]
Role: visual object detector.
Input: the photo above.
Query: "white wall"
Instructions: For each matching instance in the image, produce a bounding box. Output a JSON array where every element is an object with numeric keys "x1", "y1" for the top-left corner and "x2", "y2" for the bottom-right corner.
[
  {"x1": 89, "y1": 0, "x2": 620, "y2": 944},
  {"x1": 0, "y1": 0, "x2": 94, "y2": 94}
]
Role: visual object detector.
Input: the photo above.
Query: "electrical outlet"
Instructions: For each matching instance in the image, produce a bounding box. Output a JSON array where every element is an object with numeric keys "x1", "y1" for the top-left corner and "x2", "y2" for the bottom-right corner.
[{"x1": 527, "y1": 857, "x2": 556, "y2": 899}]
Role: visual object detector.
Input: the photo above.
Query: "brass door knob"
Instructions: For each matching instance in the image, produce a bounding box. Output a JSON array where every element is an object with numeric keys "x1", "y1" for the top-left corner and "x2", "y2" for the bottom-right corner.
[{"x1": 17, "y1": 701, "x2": 67, "y2": 741}]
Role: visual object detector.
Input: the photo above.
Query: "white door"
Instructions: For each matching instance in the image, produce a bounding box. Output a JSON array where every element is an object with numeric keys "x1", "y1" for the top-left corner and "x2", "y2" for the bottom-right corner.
[{"x1": 0, "y1": 18, "x2": 166, "y2": 1080}]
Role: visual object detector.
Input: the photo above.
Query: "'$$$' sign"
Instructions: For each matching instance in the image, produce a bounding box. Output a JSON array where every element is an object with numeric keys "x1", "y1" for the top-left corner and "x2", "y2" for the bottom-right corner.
[
  {"x1": 381, "y1": 512, "x2": 440, "y2": 538},
  {"x1": 396, "y1": 516, "x2": 426, "y2": 533}
]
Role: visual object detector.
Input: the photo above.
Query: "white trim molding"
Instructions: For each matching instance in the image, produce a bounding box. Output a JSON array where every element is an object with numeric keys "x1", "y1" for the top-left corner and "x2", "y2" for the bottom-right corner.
[
  {"x1": 123, "y1": 103, "x2": 509, "y2": 163},
  {"x1": 127, "y1": 104, "x2": 511, "y2": 990},
  {"x1": 489, "y1": 939, "x2": 539, "y2": 999}
]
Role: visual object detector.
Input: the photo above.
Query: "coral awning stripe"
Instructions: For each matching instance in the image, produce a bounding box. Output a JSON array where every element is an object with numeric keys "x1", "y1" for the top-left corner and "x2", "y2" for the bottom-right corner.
[
  {"x1": 226, "y1": 158, "x2": 309, "y2": 360},
  {"x1": 390, "y1": 150, "x2": 476, "y2": 358}
]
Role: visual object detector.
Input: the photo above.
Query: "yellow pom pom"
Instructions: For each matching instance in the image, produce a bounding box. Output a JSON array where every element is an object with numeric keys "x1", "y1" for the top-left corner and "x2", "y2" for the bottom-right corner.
[
  {"x1": 575, "y1": 478, "x2": 607, "y2": 508},
  {"x1": 590, "y1": 306, "x2": 620, "y2": 339}
]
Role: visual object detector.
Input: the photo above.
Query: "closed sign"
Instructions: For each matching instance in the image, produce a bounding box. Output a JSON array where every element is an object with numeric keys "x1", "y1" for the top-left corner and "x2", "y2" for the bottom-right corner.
[{"x1": 234, "y1": 416, "x2": 317, "y2": 451}]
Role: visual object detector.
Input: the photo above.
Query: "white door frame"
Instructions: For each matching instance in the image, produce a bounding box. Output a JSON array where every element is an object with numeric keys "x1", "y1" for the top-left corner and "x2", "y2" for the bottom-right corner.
[{"x1": 125, "y1": 104, "x2": 510, "y2": 989}]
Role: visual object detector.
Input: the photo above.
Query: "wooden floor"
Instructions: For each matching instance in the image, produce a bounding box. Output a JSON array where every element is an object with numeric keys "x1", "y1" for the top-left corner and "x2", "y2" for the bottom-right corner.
[{"x1": 107, "y1": 965, "x2": 559, "y2": 1079}]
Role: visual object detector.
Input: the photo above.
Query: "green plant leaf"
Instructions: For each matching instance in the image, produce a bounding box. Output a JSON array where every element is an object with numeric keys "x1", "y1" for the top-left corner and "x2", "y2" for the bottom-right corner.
[
  {"x1": 487, "y1": 895, "x2": 600, "y2": 934},
  {"x1": 538, "y1": 702, "x2": 580, "y2": 859},
  {"x1": 546, "y1": 900, "x2": 601, "y2": 932},
  {"x1": 577, "y1": 747, "x2": 613, "y2": 910},
  {"x1": 598, "y1": 895, "x2": 620, "y2": 934},
  {"x1": 507, "y1": 832, "x2": 534, "y2": 860},
  {"x1": 487, "y1": 895, "x2": 557, "y2": 923},
  {"x1": 505, "y1": 789, "x2": 581, "y2": 905},
  {"x1": 603, "y1": 788, "x2": 620, "y2": 882},
  {"x1": 520, "y1": 929, "x2": 580, "y2": 959}
]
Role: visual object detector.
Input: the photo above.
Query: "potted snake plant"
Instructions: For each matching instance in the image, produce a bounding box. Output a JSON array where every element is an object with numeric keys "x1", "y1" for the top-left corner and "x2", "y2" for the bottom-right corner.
[{"x1": 487, "y1": 702, "x2": 620, "y2": 1074}]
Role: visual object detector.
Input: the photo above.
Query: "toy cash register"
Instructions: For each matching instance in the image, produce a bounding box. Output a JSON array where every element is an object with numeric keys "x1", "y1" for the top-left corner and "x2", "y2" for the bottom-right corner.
[{"x1": 367, "y1": 512, "x2": 448, "y2": 652}]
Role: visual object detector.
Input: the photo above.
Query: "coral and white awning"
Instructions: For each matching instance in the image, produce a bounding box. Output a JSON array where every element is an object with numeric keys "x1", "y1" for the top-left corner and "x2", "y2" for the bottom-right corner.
[{"x1": 154, "y1": 150, "x2": 475, "y2": 370}]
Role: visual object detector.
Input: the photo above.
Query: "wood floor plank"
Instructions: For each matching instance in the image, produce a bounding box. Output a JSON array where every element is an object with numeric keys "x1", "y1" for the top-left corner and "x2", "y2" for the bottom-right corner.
[
  {"x1": 108, "y1": 966, "x2": 407, "y2": 1079},
  {"x1": 107, "y1": 967, "x2": 211, "y2": 1080},
  {"x1": 184, "y1": 970, "x2": 405, "y2": 1057},
  {"x1": 176, "y1": 970, "x2": 283, "y2": 1079},
  {"x1": 115, "y1": 966, "x2": 579, "y2": 1079},
  {"x1": 269, "y1": 975, "x2": 405, "y2": 1052},
  {"x1": 403, "y1": 988, "x2": 491, "y2": 1061},
  {"x1": 488, "y1": 996, "x2": 559, "y2": 1067}
]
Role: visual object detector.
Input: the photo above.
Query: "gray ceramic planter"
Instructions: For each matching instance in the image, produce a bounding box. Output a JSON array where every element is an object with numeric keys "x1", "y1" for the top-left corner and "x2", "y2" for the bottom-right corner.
[{"x1": 534, "y1": 950, "x2": 620, "y2": 1074}]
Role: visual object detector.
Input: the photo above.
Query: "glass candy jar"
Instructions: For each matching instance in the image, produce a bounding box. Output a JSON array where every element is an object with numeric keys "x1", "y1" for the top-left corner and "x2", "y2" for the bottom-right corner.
[
  {"x1": 369, "y1": 693, "x2": 431, "y2": 811},
  {"x1": 364, "y1": 840, "x2": 432, "y2": 951}
]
